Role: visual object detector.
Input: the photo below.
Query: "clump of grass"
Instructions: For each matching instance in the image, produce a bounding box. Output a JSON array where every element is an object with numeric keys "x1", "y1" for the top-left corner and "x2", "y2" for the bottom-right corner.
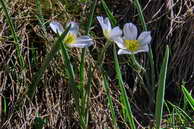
[
  {"x1": 0, "y1": 0, "x2": 24, "y2": 67},
  {"x1": 0, "y1": 0, "x2": 194, "y2": 129}
]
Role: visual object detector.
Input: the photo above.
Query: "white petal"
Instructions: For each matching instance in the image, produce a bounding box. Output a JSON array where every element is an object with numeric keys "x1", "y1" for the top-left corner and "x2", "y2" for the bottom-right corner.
[
  {"x1": 114, "y1": 37, "x2": 126, "y2": 49},
  {"x1": 97, "y1": 16, "x2": 106, "y2": 30},
  {"x1": 66, "y1": 21, "x2": 79, "y2": 35},
  {"x1": 68, "y1": 36, "x2": 93, "y2": 48},
  {"x1": 138, "y1": 44, "x2": 149, "y2": 52},
  {"x1": 110, "y1": 26, "x2": 122, "y2": 39},
  {"x1": 50, "y1": 21, "x2": 64, "y2": 35},
  {"x1": 97, "y1": 16, "x2": 111, "y2": 31},
  {"x1": 138, "y1": 31, "x2": 151, "y2": 45},
  {"x1": 97, "y1": 16, "x2": 105, "y2": 28},
  {"x1": 118, "y1": 49, "x2": 132, "y2": 55},
  {"x1": 123, "y1": 23, "x2": 138, "y2": 40},
  {"x1": 104, "y1": 17, "x2": 112, "y2": 31}
]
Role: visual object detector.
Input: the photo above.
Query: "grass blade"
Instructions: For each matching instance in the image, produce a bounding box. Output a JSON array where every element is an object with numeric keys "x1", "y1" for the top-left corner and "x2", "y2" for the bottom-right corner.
[
  {"x1": 27, "y1": 26, "x2": 70, "y2": 99},
  {"x1": 60, "y1": 41, "x2": 75, "y2": 81},
  {"x1": 113, "y1": 44, "x2": 136, "y2": 129},
  {"x1": 35, "y1": 0, "x2": 44, "y2": 23},
  {"x1": 167, "y1": 101, "x2": 193, "y2": 122},
  {"x1": 35, "y1": 0, "x2": 48, "y2": 35},
  {"x1": 101, "y1": 1, "x2": 136, "y2": 128},
  {"x1": 3, "y1": 96, "x2": 7, "y2": 113},
  {"x1": 101, "y1": 0, "x2": 117, "y2": 26},
  {"x1": 103, "y1": 73, "x2": 118, "y2": 129},
  {"x1": 97, "y1": 41, "x2": 112, "y2": 66},
  {"x1": 78, "y1": 1, "x2": 97, "y2": 128},
  {"x1": 133, "y1": 0, "x2": 156, "y2": 105},
  {"x1": 80, "y1": 0, "x2": 97, "y2": 83},
  {"x1": 133, "y1": 0, "x2": 147, "y2": 30},
  {"x1": 80, "y1": 0, "x2": 97, "y2": 88},
  {"x1": 182, "y1": 85, "x2": 194, "y2": 110},
  {"x1": 81, "y1": 64, "x2": 93, "y2": 129},
  {"x1": 0, "y1": 0, "x2": 24, "y2": 67},
  {"x1": 155, "y1": 45, "x2": 169, "y2": 129}
]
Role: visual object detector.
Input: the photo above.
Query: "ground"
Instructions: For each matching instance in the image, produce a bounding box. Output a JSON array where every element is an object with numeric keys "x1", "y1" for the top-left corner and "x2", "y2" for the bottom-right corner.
[{"x1": 0, "y1": 0, "x2": 194, "y2": 129}]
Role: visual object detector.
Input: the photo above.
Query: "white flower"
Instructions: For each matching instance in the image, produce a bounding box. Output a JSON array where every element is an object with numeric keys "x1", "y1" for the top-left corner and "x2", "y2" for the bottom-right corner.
[
  {"x1": 49, "y1": 21, "x2": 93, "y2": 48},
  {"x1": 115, "y1": 23, "x2": 152, "y2": 55},
  {"x1": 96, "y1": 16, "x2": 122, "y2": 41}
]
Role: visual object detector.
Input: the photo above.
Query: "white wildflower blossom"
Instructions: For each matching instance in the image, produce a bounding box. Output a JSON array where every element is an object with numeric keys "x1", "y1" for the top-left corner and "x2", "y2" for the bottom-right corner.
[
  {"x1": 96, "y1": 16, "x2": 122, "y2": 41},
  {"x1": 50, "y1": 21, "x2": 93, "y2": 48},
  {"x1": 115, "y1": 23, "x2": 151, "y2": 55}
]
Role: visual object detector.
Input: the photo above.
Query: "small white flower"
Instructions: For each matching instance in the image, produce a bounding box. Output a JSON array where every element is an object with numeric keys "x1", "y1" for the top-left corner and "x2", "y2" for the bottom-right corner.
[
  {"x1": 115, "y1": 23, "x2": 152, "y2": 55},
  {"x1": 49, "y1": 21, "x2": 93, "y2": 48},
  {"x1": 96, "y1": 16, "x2": 122, "y2": 41}
]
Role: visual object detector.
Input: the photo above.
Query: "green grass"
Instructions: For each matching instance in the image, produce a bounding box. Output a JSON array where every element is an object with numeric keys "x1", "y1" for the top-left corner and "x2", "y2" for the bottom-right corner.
[
  {"x1": 0, "y1": 0, "x2": 194, "y2": 129},
  {"x1": 155, "y1": 45, "x2": 169, "y2": 129},
  {"x1": 78, "y1": 1, "x2": 97, "y2": 128},
  {"x1": 101, "y1": 1, "x2": 136, "y2": 128},
  {"x1": 27, "y1": 25, "x2": 71, "y2": 99},
  {"x1": 182, "y1": 83, "x2": 194, "y2": 111},
  {"x1": 103, "y1": 73, "x2": 118, "y2": 129},
  {"x1": 133, "y1": 0, "x2": 156, "y2": 105},
  {"x1": 0, "y1": 0, "x2": 24, "y2": 67}
]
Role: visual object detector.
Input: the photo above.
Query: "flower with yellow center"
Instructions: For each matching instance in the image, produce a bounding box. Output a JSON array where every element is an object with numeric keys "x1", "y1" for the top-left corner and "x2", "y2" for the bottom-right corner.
[
  {"x1": 115, "y1": 23, "x2": 152, "y2": 55},
  {"x1": 49, "y1": 21, "x2": 93, "y2": 48},
  {"x1": 97, "y1": 16, "x2": 122, "y2": 41},
  {"x1": 124, "y1": 40, "x2": 140, "y2": 52},
  {"x1": 64, "y1": 33, "x2": 77, "y2": 45}
]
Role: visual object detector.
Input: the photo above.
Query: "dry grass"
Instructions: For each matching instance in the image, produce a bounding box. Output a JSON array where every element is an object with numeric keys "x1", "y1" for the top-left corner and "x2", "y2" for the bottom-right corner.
[{"x1": 0, "y1": 0, "x2": 194, "y2": 128}]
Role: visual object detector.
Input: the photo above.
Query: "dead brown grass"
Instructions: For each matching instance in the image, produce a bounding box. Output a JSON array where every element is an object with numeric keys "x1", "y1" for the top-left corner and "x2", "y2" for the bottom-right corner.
[{"x1": 0, "y1": 0, "x2": 194, "y2": 128}]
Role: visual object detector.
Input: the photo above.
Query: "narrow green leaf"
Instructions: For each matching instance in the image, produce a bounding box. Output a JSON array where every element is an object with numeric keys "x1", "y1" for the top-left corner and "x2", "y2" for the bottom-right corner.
[
  {"x1": 3, "y1": 96, "x2": 7, "y2": 113},
  {"x1": 155, "y1": 45, "x2": 169, "y2": 129},
  {"x1": 113, "y1": 44, "x2": 136, "y2": 129},
  {"x1": 78, "y1": 1, "x2": 97, "y2": 128},
  {"x1": 79, "y1": 0, "x2": 97, "y2": 87},
  {"x1": 133, "y1": 0, "x2": 156, "y2": 103},
  {"x1": 101, "y1": 0, "x2": 117, "y2": 26},
  {"x1": 0, "y1": 0, "x2": 24, "y2": 67},
  {"x1": 35, "y1": 0, "x2": 44, "y2": 22},
  {"x1": 182, "y1": 85, "x2": 194, "y2": 110},
  {"x1": 60, "y1": 41, "x2": 75, "y2": 81},
  {"x1": 83, "y1": 64, "x2": 93, "y2": 128},
  {"x1": 103, "y1": 73, "x2": 118, "y2": 129},
  {"x1": 27, "y1": 26, "x2": 70, "y2": 99},
  {"x1": 133, "y1": 0, "x2": 147, "y2": 30},
  {"x1": 100, "y1": 1, "x2": 136, "y2": 128},
  {"x1": 35, "y1": 0, "x2": 47, "y2": 33},
  {"x1": 97, "y1": 41, "x2": 112, "y2": 66},
  {"x1": 168, "y1": 101, "x2": 193, "y2": 121}
]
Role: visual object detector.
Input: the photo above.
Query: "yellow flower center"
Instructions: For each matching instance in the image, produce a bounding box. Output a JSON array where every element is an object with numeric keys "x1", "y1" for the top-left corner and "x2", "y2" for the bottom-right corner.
[
  {"x1": 124, "y1": 40, "x2": 140, "y2": 52},
  {"x1": 103, "y1": 30, "x2": 111, "y2": 39},
  {"x1": 64, "y1": 33, "x2": 76, "y2": 44}
]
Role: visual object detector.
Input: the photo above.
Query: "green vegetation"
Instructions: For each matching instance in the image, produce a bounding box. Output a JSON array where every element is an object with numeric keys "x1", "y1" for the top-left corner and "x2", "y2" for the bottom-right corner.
[{"x1": 0, "y1": 0, "x2": 193, "y2": 129}]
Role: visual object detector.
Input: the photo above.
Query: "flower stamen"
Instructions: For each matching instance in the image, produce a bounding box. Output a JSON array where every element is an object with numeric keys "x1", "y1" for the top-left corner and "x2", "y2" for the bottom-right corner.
[
  {"x1": 124, "y1": 40, "x2": 140, "y2": 52},
  {"x1": 64, "y1": 33, "x2": 76, "y2": 44},
  {"x1": 103, "y1": 30, "x2": 111, "y2": 39}
]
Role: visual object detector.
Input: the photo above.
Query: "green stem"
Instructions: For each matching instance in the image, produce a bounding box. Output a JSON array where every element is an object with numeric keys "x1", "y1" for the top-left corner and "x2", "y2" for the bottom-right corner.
[
  {"x1": 113, "y1": 44, "x2": 136, "y2": 129},
  {"x1": 79, "y1": 0, "x2": 97, "y2": 86},
  {"x1": 97, "y1": 40, "x2": 112, "y2": 66},
  {"x1": 130, "y1": 54, "x2": 145, "y2": 72},
  {"x1": 79, "y1": 1, "x2": 97, "y2": 128},
  {"x1": 133, "y1": 0, "x2": 156, "y2": 104},
  {"x1": 60, "y1": 44, "x2": 75, "y2": 81}
]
